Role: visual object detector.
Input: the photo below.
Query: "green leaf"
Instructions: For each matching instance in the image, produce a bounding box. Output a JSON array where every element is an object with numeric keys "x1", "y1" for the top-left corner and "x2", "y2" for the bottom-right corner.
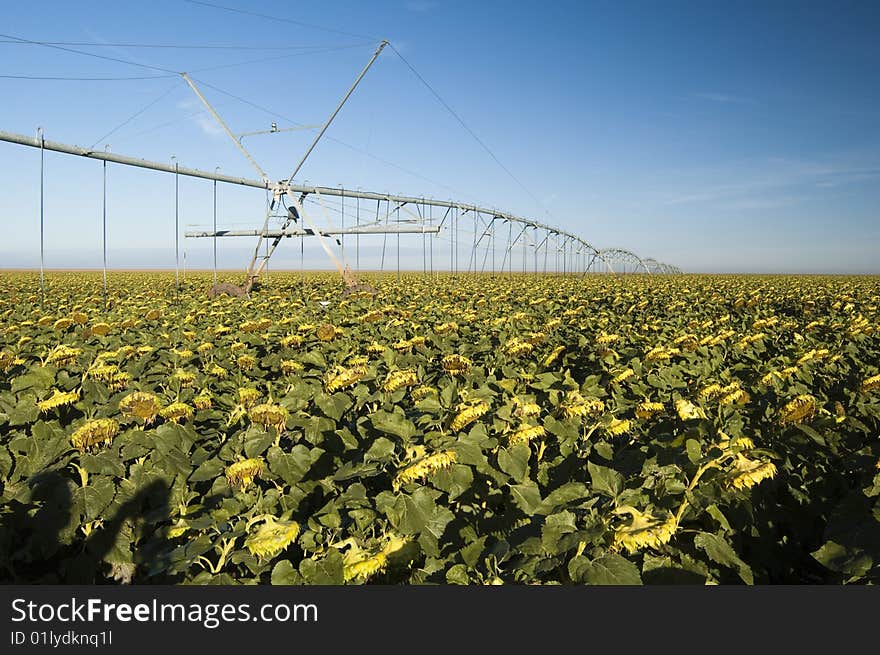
[
  {"x1": 299, "y1": 550, "x2": 344, "y2": 584},
  {"x1": 445, "y1": 564, "x2": 470, "y2": 585},
  {"x1": 569, "y1": 553, "x2": 642, "y2": 585},
  {"x1": 390, "y1": 488, "x2": 454, "y2": 539},
  {"x1": 267, "y1": 445, "x2": 316, "y2": 486},
  {"x1": 812, "y1": 540, "x2": 873, "y2": 578},
  {"x1": 706, "y1": 504, "x2": 732, "y2": 532},
  {"x1": 431, "y1": 464, "x2": 474, "y2": 502},
  {"x1": 364, "y1": 437, "x2": 396, "y2": 462},
  {"x1": 686, "y1": 438, "x2": 702, "y2": 464},
  {"x1": 694, "y1": 532, "x2": 754, "y2": 584},
  {"x1": 75, "y1": 477, "x2": 117, "y2": 521},
  {"x1": 12, "y1": 366, "x2": 55, "y2": 393},
  {"x1": 509, "y1": 482, "x2": 543, "y2": 516},
  {"x1": 244, "y1": 430, "x2": 275, "y2": 458},
  {"x1": 497, "y1": 444, "x2": 530, "y2": 482},
  {"x1": 369, "y1": 409, "x2": 417, "y2": 440},
  {"x1": 538, "y1": 482, "x2": 589, "y2": 515},
  {"x1": 272, "y1": 559, "x2": 303, "y2": 585},
  {"x1": 588, "y1": 461, "x2": 622, "y2": 498},
  {"x1": 189, "y1": 457, "x2": 225, "y2": 483},
  {"x1": 314, "y1": 392, "x2": 353, "y2": 421}
]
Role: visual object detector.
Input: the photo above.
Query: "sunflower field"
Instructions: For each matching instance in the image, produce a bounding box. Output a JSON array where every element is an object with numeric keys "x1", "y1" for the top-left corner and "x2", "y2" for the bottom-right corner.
[{"x1": 1, "y1": 271, "x2": 879, "y2": 585}]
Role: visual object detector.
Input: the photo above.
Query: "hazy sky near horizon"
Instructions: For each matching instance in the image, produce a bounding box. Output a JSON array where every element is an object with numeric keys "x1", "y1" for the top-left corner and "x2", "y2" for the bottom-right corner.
[{"x1": 0, "y1": 0, "x2": 878, "y2": 274}]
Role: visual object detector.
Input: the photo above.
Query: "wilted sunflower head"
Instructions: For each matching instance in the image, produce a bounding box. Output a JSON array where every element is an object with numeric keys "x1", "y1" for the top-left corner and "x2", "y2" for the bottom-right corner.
[
  {"x1": 610, "y1": 506, "x2": 677, "y2": 554},
  {"x1": 724, "y1": 454, "x2": 777, "y2": 491},
  {"x1": 249, "y1": 403, "x2": 288, "y2": 433},
  {"x1": 860, "y1": 374, "x2": 880, "y2": 393},
  {"x1": 238, "y1": 387, "x2": 261, "y2": 407},
  {"x1": 606, "y1": 418, "x2": 632, "y2": 436},
  {"x1": 225, "y1": 458, "x2": 266, "y2": 490},
  {"x1": 635, "y1": 401, "x2": 664, "y2": 419},
  {"x1": 343, "y1": 550, "x2": 388, "y2": 583},
  {"x1": 37, "y1": 388, "x2": 79, "y2": 413},
  {"x1": 441, "y1": 354, "x2": 472, "y2": 375},
  {"x1": 71, "y1": 418, "x2": 120, "y2": 451},
  {"x1": 675, "y1": 398, "x2": 706, "y2": 421},
  {"x1": 193, "y1": 392, "x2": 212, "y2": 410},
  {"x1": 508, "y1": 424, "x2": 546, "y2": 446},
  {"x1": 411, "y1": 385, "x2": 437, "y2": 402},
  {"x1": 160, "y1": 402, "x2": 194, "y2": 424},
  {"x1": 450, "y1": 400, "x2": 490, "y2": 432},
  {"x1": 383, "y1": 369, "x2": 418, "y2": 393},
  {"x1": 393, "y1": 450, "x2": 457, "y2": 490},
  {"x1": 245, "y1": 516, "x2": 299, "y2": 560},
  {"x1": 778, "y1": 394, "x2": 817, "y2": 425},
  {"x1": 119, "y1": 391, "x2": 162, "y2": 426}
]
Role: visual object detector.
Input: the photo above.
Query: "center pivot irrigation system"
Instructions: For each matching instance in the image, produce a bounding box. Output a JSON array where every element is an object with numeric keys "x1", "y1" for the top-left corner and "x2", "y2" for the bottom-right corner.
[{"x1": 1, "y1": 39, "x2": 680, "y2": 297}]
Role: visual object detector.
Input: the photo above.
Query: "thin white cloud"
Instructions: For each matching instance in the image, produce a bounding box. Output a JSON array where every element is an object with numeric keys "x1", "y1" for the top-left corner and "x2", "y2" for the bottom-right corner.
[
  {"x1": 659, "y1": 155, "x2": 880, "y2": 207},
  {"x1": 406, "y1": 1, "x2": 436, "y2": 12},
  {"x1": 692, "y1": 92, "x2": 757, "y2": 105},
  {"x1": 177, "y1": 99, "x2": 225, "y2": 138}
]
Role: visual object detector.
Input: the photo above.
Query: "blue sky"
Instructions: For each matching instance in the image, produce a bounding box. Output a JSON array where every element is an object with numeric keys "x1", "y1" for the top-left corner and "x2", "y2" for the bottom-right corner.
[{"x1": 0, "y1": 0, "x2": 878, "y2": 273}]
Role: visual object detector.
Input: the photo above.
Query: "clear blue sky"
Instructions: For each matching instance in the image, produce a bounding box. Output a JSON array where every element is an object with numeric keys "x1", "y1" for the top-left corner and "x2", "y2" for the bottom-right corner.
[{"x1": 0, "y1": 0, "x2": 878, "y2": 273}]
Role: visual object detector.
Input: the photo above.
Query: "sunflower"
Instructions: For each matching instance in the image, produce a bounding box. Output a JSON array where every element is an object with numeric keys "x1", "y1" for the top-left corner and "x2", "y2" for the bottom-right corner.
[
  {"x1": 635, "y1": 401, "x2": 664, "y2": 419},
  {"x1": 393, "y1": 450, "x2": 457, "y2": 490},
  {"x1": 343, "y1": 551, "x2": 387, "y2": 583},
  {"x1": 606, "y1": 418, "x2": 632, "y2": 436},
  {"x1": 37, "y1": 389, "x2": 79, "y2": 413},
  {"x1": 207, "y1": 363, "x2": 228, "y2": 379},
  {"x1": 71, "y1": 418, "x2": 120, "y2": 451},
  {"x1": 366, "y1": 341, "x2": 385, "y2": 355},
  {"x1": 560, "y1": 391, "x2": 604, "y2": 420},
  {"x1": 441, "y1": 354, "x2": 472, "y2": 375},
  {"x1": 675, "y1": 399, "x2": 706, "y2": 421},
  {"x1": 316, "y1": 323, "x2": 337, "y2": 342},
  {"x1": 724, "y1": 454, "x2": 777, "y2": 490},
  {"x1": 225, "y1": 458, "x2": 266, "y2": 490},
  {"x1": 698, "y1": 383, "x2": 723, "y2": 400},
  {"x1": 778, "y1": 395, "x2": 817, "y2": 425},
  {"x1": 611, "y1": 368, "x2": 635, "y2": 385},
  {"x1": 53, "y1": 317, "x2": 73, "y2": 331},
  {"x1": 326, "y1": 366, "x2": 368, "y2": 393},
  {"x1": 508, "y1": 424, "x2": 546, "y2": 446},
  {"x1": 160, "y1": 402, "x2": 194, "y2": 424},
  {"x1": 383, "y1": 369, "x2": 418, "y2": 393},
  {"x1": 450, "y1": 401, "x2": 490, "y2": 431},
  {"x1": 610, "y1": 506, "x2": 677, "y2": 554},
  {"x1": 245, "y1": 516, "x2": 299, "y2": 560},
  {"x1": 236, "y1": 354, "x2": 257, "y2": 370},
  {"x1": 90, "y1": 322, "x2": 112, "y2": 336},
  {"x1": 411, "y1": 385, "x2": 437, "y2": 402},
  {"x1": 193, "y1": 392, "x2": 212, "y2": 410},
  {"x1": 542, "y1": 345, "x2": 565, "y2": 367},
  {"x1": 238, "y1": 387, "x2": 261, "y2": 407},
  {"x1": 434, "y1": 321, "x2": 458, "y2": 334},
  {"x1": 171, "y1": 369, "x2": 197, "y2": 388},
  {"x1": 249, "y1": 403, "x2": 288, "y2": 433},
  {"x1": 281, "y1": 334, "x2": 303, "y2": 348},
  {"x1": 45, "y1": 345, "x2": 81, "y2": 367},
  {"x1": 119, "y1": 391, "x2": 162, "y2": 426},
  {"x1": 860, "y1": 374, "x2": 880, "y2": 393},
  {"x1": 280, "y1": 359, "x2": 304, "y2": 375}
]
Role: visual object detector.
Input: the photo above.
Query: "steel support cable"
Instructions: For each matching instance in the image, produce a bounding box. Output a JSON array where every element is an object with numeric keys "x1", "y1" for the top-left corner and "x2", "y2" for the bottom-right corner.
[
  {"x1": 186, "y1": 76, "x2": 477, "y2": 201},
  {"x1": 0, "y1": 74, "x2": 175, "y2": 80},
  {"x1": 0, "y1": 32, "x2": 179, "y2": 74},
  {"x1": 89, "y1": 82, "x2": 182, "y2": 149},
  {"x1": 387, "y1": 42, "x2": 554, "y2": 222},
  {"x1": 183, "y1": 0, "x2": 380, "y2": 42},
  {"x1": 0, "y1": 39, "x2": 366, "y2": 51},
  {"x1": 186, "y1": 43, "x2": 374, "y2": 74}
]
